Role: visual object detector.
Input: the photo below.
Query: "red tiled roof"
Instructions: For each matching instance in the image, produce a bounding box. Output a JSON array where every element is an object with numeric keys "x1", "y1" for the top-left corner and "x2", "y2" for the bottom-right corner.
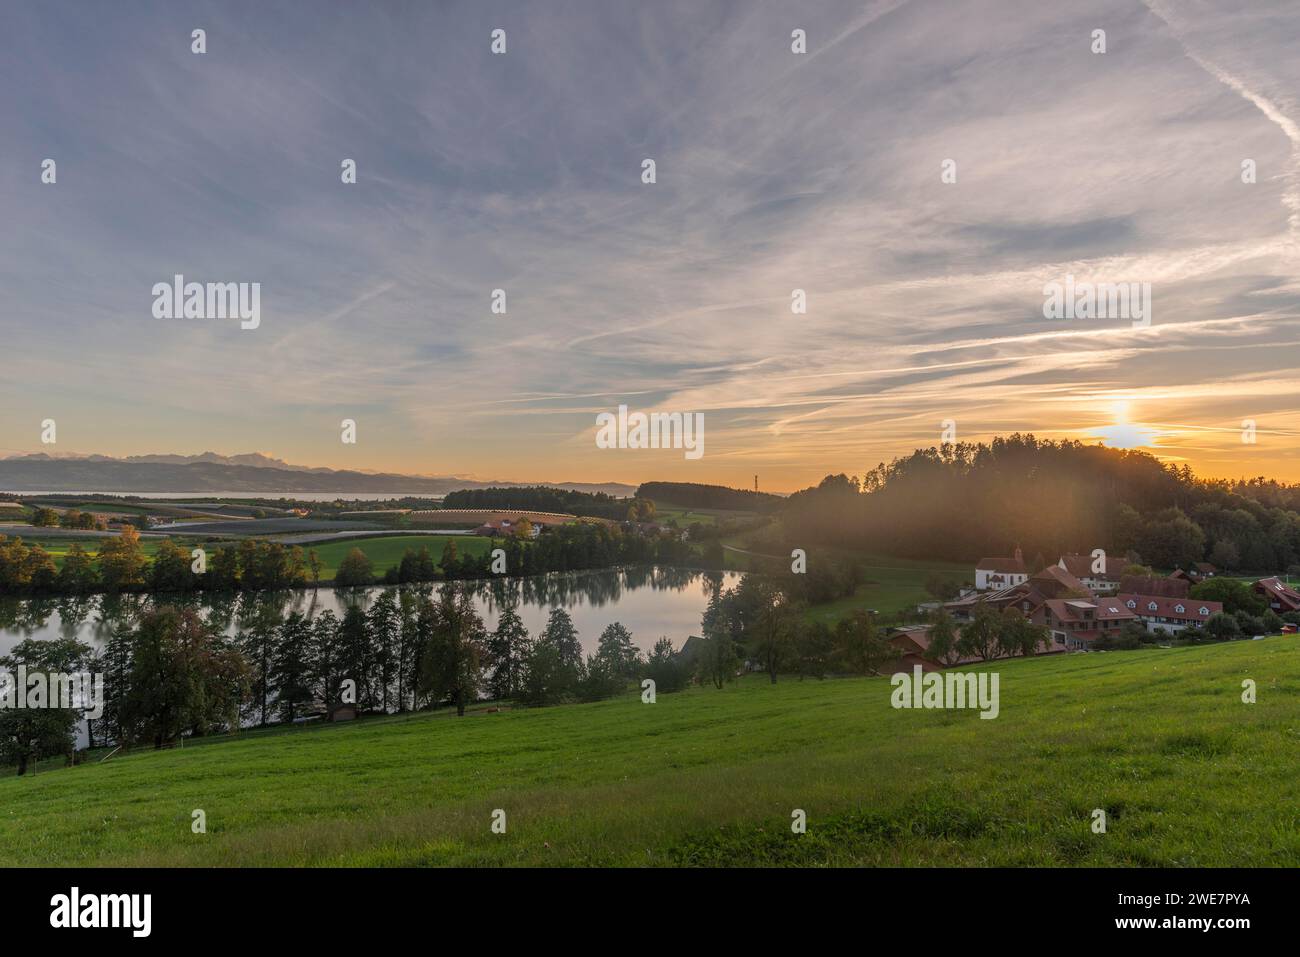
[
  {"x1": 1092, "y1": 600, "x2": 1139, "y2": 620},
  {"x1": 1042, "y1": 598, "x2": 1136, "y2": 624},
  {"x1": 887, "y1": 625, "x2": 998, "y2": 667},
  {"x1": 1115, "y1": 593, "x2": 1222, "y2": 623},
  {"x1": 1032, "y1": 564, "x2": 1092, "y2": 597},
  {"x1": 1254, "y1": 577, "x2": 1300, "y2": 610}
]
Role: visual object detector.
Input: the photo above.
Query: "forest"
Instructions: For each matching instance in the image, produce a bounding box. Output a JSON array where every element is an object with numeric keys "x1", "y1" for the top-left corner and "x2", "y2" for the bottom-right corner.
[{"x1": 779, "y1": 434, "x2": 1300, "y2": 573}]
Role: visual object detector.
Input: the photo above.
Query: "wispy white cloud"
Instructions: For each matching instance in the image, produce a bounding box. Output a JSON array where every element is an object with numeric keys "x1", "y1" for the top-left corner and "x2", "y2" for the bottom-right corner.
[{"x1": 1, "y1": 0, "x2": 1298, "y2": 488}]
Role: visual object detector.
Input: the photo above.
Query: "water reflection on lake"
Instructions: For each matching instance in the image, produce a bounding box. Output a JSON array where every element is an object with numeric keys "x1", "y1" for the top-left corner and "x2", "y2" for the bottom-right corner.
[{"x1": 0, "y1": 567, "x2": 741, "y2": 657}]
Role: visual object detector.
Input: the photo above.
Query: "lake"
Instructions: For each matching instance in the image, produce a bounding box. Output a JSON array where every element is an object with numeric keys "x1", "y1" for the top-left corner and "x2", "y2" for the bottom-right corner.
[
  {"x1": 0, "y1": 567, "x2": 741, "y2": 659},
  {"x1": 3, "y1": 491, "x2": 442, "y2": 502}
]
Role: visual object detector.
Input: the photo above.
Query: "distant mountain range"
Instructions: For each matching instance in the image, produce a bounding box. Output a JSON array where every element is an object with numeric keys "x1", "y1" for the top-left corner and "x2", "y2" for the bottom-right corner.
[{"x1": 0, "y1": 453, "x2": 637, "y2": 497}]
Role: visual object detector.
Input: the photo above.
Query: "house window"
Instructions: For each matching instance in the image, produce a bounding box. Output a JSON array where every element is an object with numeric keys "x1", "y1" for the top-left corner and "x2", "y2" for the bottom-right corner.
[
  {"x1": 1199, "y1": 607, "x2": 1208, "y2": 615},
  {"x1": 1147, "y1": 602, "x2": 1158, "y2": 611},
  {"x1": 1175, "y1": 604, "x2": 1185, "y2": 614},
  {"x1": 1126, "y1": 600, "x2": 1135, "y2": 609}
]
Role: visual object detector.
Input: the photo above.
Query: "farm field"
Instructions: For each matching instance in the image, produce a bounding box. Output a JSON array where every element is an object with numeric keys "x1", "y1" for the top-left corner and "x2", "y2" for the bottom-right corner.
[
  {"x1": 1, "y1": 637, "x2": 1295, "y2": 867},
  {"x1": 651, "y1": 502, "x2": 757, "y2": 526},
  {"x1": 306, "y1": 534, "x2": 492, "y2": 580},
  {"x1": 149, "y1": 517, "x2": 383, "y2": 536},
  {"x1": 19, "y1": 536, "x2": 177, "y2": 567}
]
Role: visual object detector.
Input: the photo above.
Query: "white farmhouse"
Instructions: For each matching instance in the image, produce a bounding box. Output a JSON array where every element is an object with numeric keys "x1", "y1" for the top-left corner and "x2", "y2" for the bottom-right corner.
[{"x1": 975, "y1": 547, "x2": 1028, "y2": 591}]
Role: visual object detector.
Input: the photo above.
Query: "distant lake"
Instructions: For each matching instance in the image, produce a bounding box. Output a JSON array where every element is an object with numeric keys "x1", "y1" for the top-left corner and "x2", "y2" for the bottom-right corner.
[
  {"x1": 3, "y1": 491, "x2": 441, "y2": 502},
  {"x1": 0, "y1": 567, "x2": 741, "y2": 659}
]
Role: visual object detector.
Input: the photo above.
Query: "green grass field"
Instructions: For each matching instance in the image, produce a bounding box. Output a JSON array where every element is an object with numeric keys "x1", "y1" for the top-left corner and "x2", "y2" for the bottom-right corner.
[
  {"x1": 2, "y1": 637, "x2": 1296, "y2": 867},
  {"x1": 24, "y1": 537, "x2": 172, "y2": 567},
  {"x1": 812, "y1": 553, "x2": 968, "y2": 622},
  {"x1": 653, "y1": 503, "x2": 756, "y2": 526},
  {"x1": 306, "y1": 534, "x2": 491, "y2": 581}
]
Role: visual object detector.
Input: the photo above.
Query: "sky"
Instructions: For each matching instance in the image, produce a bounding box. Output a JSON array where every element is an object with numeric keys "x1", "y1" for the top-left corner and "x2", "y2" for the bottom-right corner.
[{"x1": 2, "y1": 0, "x2": 1299, "y2": 493}]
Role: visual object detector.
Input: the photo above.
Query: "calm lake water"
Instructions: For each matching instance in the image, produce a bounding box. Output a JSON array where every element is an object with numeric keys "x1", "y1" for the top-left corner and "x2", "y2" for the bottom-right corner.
[{"x1": 0, "y1": 567, "x2": 741, "y2": 659}]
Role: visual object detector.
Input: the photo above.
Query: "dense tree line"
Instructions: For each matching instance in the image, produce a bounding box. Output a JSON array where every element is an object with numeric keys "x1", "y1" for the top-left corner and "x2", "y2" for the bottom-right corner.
[
  {"x1": 636, "y1": 481, "x2": 785, "y2": 513},
  {"x1": 32, "y1": 507, "x2": 106, "y2": 530},
  {"x1": 441, "y1": 486, "x2": 637, "y2": 520},
  {"x1": 0, "y1": 529, "x2": 323, "y2": 597},
  {"x1": 781, "y1": 434, "x2": 1300, "y2": 573},
  {"x1": 80, "y1": 589, "x2": 668, "y2": 754}
]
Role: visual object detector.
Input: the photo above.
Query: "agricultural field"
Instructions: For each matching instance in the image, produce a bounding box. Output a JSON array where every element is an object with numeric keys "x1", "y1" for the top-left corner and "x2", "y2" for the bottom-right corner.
[
  {"x1": 1, "y1": 636, "x2": 1295, "y2": 867},
  {"x1": 651, "y1": 502, "x2": 755, "y2": 526},
  {"x1": 149, "y1": 517, "x2": 384, "y2": 536},
  {"x1": 20, "y1": 536, "x2": 175, "y2": 568},
  {"x1": 306, "y1": 534, "x2": 492, "y2": 580}
]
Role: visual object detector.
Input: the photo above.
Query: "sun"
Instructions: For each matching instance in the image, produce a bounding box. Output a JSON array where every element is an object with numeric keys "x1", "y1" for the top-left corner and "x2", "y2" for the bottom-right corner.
[{"x1": 1092, "y1": 400, "x2": 1159, "y2": 450}]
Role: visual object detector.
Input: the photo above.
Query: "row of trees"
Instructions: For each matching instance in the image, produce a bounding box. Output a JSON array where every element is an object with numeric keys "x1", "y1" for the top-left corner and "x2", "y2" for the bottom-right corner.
[
  {"x1": 635, "y1": 482, "x2": 785, "y2": 513},
  {"x1": 0, "y1": 529, "x2": 324, "y2": 597},
  {"x1": 31, "y1": 507, "x2": 106, "y2": 530},
  {"x1": 92, "y1": 589, "x2": 675, "y2": 749}
]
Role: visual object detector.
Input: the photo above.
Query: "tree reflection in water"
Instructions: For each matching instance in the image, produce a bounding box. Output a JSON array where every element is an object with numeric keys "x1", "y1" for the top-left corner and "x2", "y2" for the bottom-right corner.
[{"x1": 0, "y1": 567, "x2": 741, "y2": 658}]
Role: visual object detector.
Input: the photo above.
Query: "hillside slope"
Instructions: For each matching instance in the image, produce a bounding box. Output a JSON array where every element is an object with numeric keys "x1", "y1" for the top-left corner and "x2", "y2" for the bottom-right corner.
[{"x1": 2, "y1": 639, "x2": 1297, "y2": 867}]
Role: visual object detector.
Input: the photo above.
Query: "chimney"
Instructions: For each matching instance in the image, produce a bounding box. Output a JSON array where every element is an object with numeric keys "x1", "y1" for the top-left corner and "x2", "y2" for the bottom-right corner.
[{"x1": 1014, "y1": 544, "x2": 1023, "y2": 564}]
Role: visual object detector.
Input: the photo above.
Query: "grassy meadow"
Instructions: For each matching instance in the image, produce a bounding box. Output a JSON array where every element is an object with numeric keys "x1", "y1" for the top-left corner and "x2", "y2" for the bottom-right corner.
[
  {"x1": 24, "y1": 537, "x2": 171, "y2": 567},
  {"x1": 653, "y1": 503, "x2": 756, "y2": 526},
  {"x1": 305, "y1": 535, "x2": 491, "y2": 580},
  {"x1": 1, "y1": 636, "x2": 1296, "y2": 867},
  {"x1": 805, "y1": 553, "x2": 968, "y2": 622}
]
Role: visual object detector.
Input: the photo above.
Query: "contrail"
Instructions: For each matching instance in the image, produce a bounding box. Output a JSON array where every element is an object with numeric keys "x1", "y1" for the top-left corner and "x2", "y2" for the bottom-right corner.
[{"x1": 1142, "y1": 0, "x2": 1300, "y2": 238}]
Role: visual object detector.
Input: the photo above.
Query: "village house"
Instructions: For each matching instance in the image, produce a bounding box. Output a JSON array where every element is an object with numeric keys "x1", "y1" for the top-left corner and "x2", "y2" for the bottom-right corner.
[
  {"x1": 945, "y1": 563, "x2": 1089, "y2": 622},
  {"x1": 886, "y1": 625, "x2": 963, "y2": 672},
  {"x1": 1056, "y1": 553, "x2": 1124, "y2": 594},
  {"x1": 1253, "y1": 576, "x2": 1300, "y2": 613},
  {"x1": 1115, "y1": 594, "x2": 1222, "y2": 633},
  {"x1": 974, "y1": 546, "x2": 1028, "y2": 591},
  {"x1": 472, "y1": 518, "x2": 543, "y2": 539},
  {"x1": 884, "y1": 623, "x2": 1060, "y2": 673},
  {"x1": 1169, "y1": 563, "x2": 1216, "y2": 585},
  {"x1": 1037, "y1": 598, "x2": 1138, "y2": 651}
]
